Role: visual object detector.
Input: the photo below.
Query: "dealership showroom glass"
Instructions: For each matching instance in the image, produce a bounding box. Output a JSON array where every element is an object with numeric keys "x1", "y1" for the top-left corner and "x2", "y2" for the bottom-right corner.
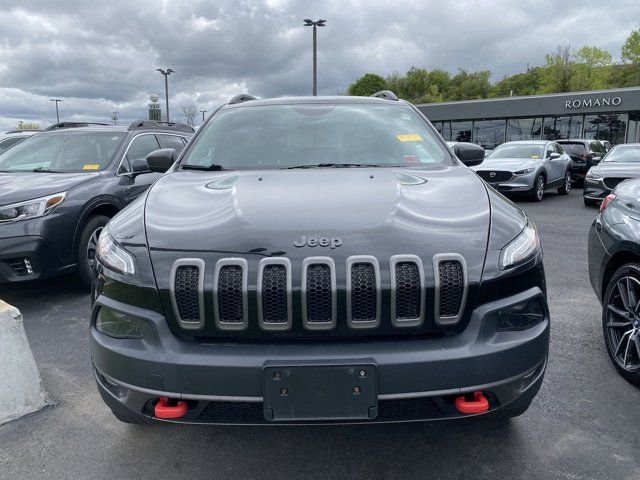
[{"x1": 421, "y1": 86, "x2": 640, "y2": 149}]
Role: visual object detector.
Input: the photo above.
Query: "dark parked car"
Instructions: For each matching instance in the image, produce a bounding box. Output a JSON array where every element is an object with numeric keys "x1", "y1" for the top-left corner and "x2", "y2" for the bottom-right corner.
[
  {"x1": 583, "y1": 144, "x2": 640, "y2": 206},
  {"x1": 557, "y1": 139, "x2": 607, "y2": 183},
  {"x1": 91, "y1": 92, "x2": 549, "y2": 425},
  {"x1": 588, "y1": 179, "x2": 640, "y2": 385},
  {"x1": 0, "y1": 120, "x2": 192, "y2": 287}
]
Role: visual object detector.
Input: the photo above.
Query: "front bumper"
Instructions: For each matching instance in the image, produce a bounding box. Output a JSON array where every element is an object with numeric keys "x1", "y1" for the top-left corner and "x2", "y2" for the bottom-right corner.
[
  {"x1": 583, "y1": 178, "x2": 610, "y2": 202},
  {"x1": 481, "y1": 171, "x2": 536, "y2": 193},
  {"x1": 91, "y1": 287, "x2": 550, "y2": 424}
]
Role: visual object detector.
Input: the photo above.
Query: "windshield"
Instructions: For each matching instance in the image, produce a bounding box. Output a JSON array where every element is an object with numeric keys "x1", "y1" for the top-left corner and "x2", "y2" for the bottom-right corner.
[
  {"x1": 0, "y1": 131, "x2": 125, "y2": 172},
  {"x1": 489, "y1": 144, "x2": 544, "y2": 160},
  {"x1": 559, "y1": 143, "x2": 587, "y2": 155},
  {"x1": 603, "y1": 145, "x2": 640, "y2": 163},
  {"x1": 181, "y1": 104, "x2": 452, "y2": 170}
]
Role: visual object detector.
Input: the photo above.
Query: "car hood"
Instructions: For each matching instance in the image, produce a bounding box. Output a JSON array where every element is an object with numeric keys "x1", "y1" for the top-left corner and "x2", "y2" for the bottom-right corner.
[
  {"x1": 0, "y1": 171, "x2": 100, "y2": 206},
  {"x1": 592, "y1": 162, "x2": 640, "y2": 178},
  {"x1": 144, "y1": 166, "x2": 491, "y2": 285},
  {"x1": 473, "y1": 158, "x2": 538, "y2": 172}
]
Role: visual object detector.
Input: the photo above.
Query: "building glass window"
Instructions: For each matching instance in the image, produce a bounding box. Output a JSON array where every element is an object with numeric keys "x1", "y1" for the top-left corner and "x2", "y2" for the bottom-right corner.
[
  {"x1": 542, "y1": 116, "x2": 583, "y2": 140},
  {"x1": 584, "y1": 114, "x2": 628, "y2": 145},
  {"x1": 432, "y1": 122, "x2": 443, "y2": 136},
  {"x1": 472, "y1": 120, "x2": 506, "y2": 149},
  {"x1": 626, "y1": 114, "x2": 638, "y2": 143},
  {"x1": 506, "y1": 118, "x2": 542, "y2": 141},
  {"x1": 449, "y1": 121, "x2": 472, "y2": 142}
]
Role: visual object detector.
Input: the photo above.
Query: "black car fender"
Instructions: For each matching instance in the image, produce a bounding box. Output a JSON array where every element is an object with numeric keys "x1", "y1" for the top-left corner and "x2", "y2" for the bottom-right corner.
[{"x1": 71, "y1": 195, "x2": 125, "y2": 260}]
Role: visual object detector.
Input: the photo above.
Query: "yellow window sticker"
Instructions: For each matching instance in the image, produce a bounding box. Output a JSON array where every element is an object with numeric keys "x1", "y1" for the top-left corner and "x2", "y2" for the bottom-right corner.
[
  {"x1": 83, "y1": 164, "x2": 100, "y2": 170},
  {"x1": 530, "y1": 155, "x2": 540, "y2": 159},
  {"x1": 396, "y1": 134, "x2": 423, "y2": 142}
]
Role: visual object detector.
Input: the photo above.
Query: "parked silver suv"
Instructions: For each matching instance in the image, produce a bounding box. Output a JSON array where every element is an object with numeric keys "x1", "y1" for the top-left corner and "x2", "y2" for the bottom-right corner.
[{"x1": 473, "y1": 140, "x2": 573, "y2": 201}]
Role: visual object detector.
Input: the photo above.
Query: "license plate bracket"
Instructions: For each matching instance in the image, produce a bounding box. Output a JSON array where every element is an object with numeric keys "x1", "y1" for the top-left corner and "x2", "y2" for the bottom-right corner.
[{"x1": 263, "y1": 363, "x2": 377, "y2": 421}]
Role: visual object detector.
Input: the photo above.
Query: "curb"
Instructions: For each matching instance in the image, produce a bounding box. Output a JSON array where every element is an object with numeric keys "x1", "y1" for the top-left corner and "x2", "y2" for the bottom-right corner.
[{"x1": 0, "y1": 300, "x2": 50, "y2": 425}]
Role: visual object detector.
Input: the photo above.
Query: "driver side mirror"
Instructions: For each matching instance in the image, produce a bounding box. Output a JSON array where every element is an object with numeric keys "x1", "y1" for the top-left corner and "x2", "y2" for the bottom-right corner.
[
  {"x1": 147, "y1": 148, "x2": 176, "y2": 173},
  {"x1": 549, "y1": 152, "x2": 561, "y2": 160},
  {"x1": 453, "y1": 142, "x2": 485, "y2": 167},
  {"x1": 129, "y1": 158, "x2": 150, "y2": 175}
]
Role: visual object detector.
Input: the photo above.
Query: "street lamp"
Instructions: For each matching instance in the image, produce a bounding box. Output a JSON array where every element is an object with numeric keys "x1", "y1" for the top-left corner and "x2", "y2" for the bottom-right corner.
[
  {"x1": 155, "y1": 68, "x2": 174, "y2": 121},
  {"x1": 303, "y1": 18, "x2": 326, "y2": 96},
  {"x1": 200, "y1": 110, "x2": 207, "y2": 122},
  {"x1": 50, "y1": 98, "x2": 63, "y2": 123}
]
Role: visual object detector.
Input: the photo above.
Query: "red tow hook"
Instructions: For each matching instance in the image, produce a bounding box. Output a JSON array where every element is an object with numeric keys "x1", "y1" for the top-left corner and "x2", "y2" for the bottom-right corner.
[
  {"x1": 454, "y1": 391, "x2": 489, "y2": 414},
  {"x1": 154, "y1": 397, "x2": 188, "y2": 419}
]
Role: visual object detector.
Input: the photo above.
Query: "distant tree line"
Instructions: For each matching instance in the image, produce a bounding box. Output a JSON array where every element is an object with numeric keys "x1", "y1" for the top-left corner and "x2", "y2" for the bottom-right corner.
[{"x1": 348, "y1": 29, "x2": 640, "y2": 103}]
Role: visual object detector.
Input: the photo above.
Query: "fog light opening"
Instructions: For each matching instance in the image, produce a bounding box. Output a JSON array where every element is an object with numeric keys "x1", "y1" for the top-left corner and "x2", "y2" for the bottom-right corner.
[
  {"x1": 495, "y1": 297, "x2": 545, "y2": 331},
  {"x1": 95, "y1": 307, "x2": 143, "y2": 339}
]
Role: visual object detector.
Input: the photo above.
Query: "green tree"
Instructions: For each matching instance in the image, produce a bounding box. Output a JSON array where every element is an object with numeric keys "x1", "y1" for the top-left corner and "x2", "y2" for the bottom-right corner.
[
  {"x1": 571, "y1": 46, "x2": 612, "y2": 90},
  {"x1": 348, "y1": 73, "x2": 387, "y2": 96},
  {"x1": 622, "y1": 29, "x2": 640, "y2": 64},
  {"x1": 491, "y1": 67, "x2": 540, "y2": 97},
  {"x1": 538, "y1": 45, "x2": 573, "y2": 93},
  {"x1": 448, "y1": 69, "x2": 491, "y2": 100}
]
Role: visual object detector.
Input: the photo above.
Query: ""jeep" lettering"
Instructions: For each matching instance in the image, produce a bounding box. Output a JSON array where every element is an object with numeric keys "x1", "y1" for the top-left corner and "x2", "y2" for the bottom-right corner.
[{"x1": 293, "y1": 235, "x2": 342, "y2": 249}]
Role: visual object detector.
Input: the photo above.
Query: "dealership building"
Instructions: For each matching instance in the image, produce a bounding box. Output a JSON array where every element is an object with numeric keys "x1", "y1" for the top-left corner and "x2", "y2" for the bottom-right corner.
[{"x1": 416, "y1": 86, "x2": 640, "y2": 149}]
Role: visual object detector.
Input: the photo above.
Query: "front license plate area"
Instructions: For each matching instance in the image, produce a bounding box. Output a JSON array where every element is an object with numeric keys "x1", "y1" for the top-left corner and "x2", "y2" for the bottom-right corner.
[{"x1": 263, "y1": 364, "x2": 377, "y2": 421}]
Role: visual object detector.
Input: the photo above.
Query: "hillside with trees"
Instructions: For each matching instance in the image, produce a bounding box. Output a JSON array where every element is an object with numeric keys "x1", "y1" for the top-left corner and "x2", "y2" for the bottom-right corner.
[{"x1": 348, "y1": 30, "x2": 640, "y2": 103}]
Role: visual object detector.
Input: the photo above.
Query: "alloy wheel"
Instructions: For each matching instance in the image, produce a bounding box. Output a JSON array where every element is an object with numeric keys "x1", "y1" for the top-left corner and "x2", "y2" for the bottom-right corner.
[
  {"x1": 86, "y1": 226, "x2": 104, "y2": 271},
  {"x1": 604, "y1": 275, "x2": 640, "y2": 372},
  {"x1": 536, "y1": 177, "x2": 544, "y2": 200},
  {"x1": 564, "y1": 172, "x2": 571, "y2": 192}
]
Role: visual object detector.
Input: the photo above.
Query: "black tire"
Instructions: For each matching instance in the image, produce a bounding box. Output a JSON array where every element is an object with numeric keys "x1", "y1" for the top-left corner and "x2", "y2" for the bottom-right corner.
[
  {"x1": 530, "y1": 174, "x2": 545, "y2": 202},
  {"x1": 76, "y1": 214, "x2": 110, "y2": 289},
  {"x1": 601, "y1": 263, "x2": 640, "y2": 386},
  {"x1": 584, "y1": 197, "x2": 598, "y2": 207},
  {"x1": 557, "y1": 170, "x2": 571, "y2": 195}
]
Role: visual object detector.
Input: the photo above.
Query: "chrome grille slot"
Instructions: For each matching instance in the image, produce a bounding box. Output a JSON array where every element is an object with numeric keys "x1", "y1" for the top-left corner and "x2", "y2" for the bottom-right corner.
[
  {"x1": 390, "y1": 255, "x2": 425, "y2": 327},
  {"x1": 213, "y1": 258, "x2": 248, "y2": 331},
  {"x1": 433, "y1": 254, "x2": 468, "y2": 326},
  {"x1": 257, "y1": 258, "x2": 292, "y2": 331},
  {"x1": 302, "y1": 257, "x2": 336, "y2": 330},
  {"x1": 170, "y1": 259, "x2": 205, "y2": 330},
  {"x1": 346, "y1": 256, "x2": 381, "y2": 329}
]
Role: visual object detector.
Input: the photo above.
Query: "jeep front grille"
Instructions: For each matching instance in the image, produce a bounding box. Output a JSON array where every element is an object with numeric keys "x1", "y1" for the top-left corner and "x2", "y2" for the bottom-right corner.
[
  {"x1": 170, "y1": 259, "x2": 205, "y2": 330},
  {"x1": 168, "y1": 254, "x2": 468, "y2": 334},
  {"x1": 433, "y1": 254, "x2": 468, "y2": 325}
]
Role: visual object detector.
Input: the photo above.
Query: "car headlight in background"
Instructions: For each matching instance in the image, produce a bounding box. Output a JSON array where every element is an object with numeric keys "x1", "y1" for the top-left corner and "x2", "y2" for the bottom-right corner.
[
  {"x1": 586, "y1": 170, "x2": 601, "y2": 180},
  {"x1": 514, "y1": 168, "x2": 535, "y2": 175},
  {"x1": 96, "y1": 228, "x2": 136, "y2": 275},
  {"x1": 500, "y1": 221, "x2": 541, "y2": 269},
  {"x1": 0, "y1": 192, "x2": 66, "y2": 223}
]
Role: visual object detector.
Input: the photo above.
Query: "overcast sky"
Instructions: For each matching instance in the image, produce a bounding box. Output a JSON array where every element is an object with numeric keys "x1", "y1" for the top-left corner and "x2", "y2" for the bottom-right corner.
[{"x1": 0, "y1": 0, "x2": 637, "y2": 130}]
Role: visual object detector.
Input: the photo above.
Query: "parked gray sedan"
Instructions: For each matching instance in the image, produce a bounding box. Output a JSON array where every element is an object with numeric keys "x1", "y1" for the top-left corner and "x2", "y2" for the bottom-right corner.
[{"x1": 473, "y1": 140, "x2": 573, "y2": 201}]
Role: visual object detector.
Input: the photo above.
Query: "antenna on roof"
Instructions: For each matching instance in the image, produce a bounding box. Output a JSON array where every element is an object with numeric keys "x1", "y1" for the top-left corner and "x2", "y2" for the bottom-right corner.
[{"x1": 370, "y1": 90, "x2": 399, "y2": 101}]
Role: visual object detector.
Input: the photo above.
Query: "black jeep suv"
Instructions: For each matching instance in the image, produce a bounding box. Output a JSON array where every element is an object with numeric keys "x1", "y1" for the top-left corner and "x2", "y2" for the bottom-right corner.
[
  {"x1": 91, "y1": 92, "x2": 549, "y2": 424},
  {"x1": 0, "y1": 121, "x2": 193, "y2": 287}
]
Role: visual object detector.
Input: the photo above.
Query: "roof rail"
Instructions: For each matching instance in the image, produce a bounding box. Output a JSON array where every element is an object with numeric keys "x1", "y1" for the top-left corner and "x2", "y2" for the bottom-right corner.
[
  {"x1": 229, "y1": 94, "x2": 258, "y2": 105},
  {"x1": 44, "y1": 122, "x2": 109, "y2": 131},
  {"x1": 127, "y1": 120, "x2": 195, "y2": 134},
  {"x1": 370, "y1": 90, "x2": 399, "y2": 101},
  {"x1": 4, "y1": 129, "x2": 41, "y2": 134}
]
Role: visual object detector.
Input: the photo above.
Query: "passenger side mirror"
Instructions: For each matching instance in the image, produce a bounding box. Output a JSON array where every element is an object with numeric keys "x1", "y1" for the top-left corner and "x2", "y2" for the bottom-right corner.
[
  {"x1": 549, "y1": 152, "x2": 561, "y2": 160},
  {"x1": 146, "y1": 148, "x2": 176, "y2": 173},
  {"x1": 453, "y1": 142, "x2": 485, "y2": 167},
  {"x1": 130, "y1": 158, "x2": 150, "y2": 175}
]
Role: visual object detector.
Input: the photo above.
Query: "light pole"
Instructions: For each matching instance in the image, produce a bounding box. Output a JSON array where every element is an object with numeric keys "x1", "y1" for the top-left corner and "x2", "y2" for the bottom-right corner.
[
  {"x1": 50, "y1": 98, "x2": 63, "y2": 123},
  {"x1": 200, "y1": 110, "x2": 207, "y2": 122},
  {"x1": 111, "y1": 111, "x2": 119, "y2": 125},
  {"x1": 303, "y1": 19, "x2": 326, "y2": 96},
  {"x1": 156, "y1": 68, "x2": 174, "y2": 121}
]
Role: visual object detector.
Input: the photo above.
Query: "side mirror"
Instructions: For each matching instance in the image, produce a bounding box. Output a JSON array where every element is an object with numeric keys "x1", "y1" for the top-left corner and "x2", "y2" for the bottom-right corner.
[
  {"x1": 549, "y1": 152, "x2": 561, "y2": 160},
  {"x1": 146, "y1": 148, "x2": 176, "y2": 173},
  {"x1": 453, "y1": 142, "x2": 485, "y2": 167},
  {"x1": 130, "y1": 158, "x2": 150, "y2": 175}
]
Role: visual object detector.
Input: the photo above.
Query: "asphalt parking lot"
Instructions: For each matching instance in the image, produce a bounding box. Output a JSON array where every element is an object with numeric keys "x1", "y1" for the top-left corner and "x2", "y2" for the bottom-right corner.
[{"x1": 1, "y1": 190, "x2": 639, "y2": 480}]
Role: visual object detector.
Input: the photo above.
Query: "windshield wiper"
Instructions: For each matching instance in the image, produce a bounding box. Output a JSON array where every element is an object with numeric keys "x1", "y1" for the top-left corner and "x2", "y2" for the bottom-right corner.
[
  {"x1": 284, "y1": 163, "x2": 383, "y2": 169},
  {"x1": 181, "y1": 164, "x2": 229, "y2": 171},
  {"x1": 30, "y1": 167, "x2": 61, "y2": 173}
]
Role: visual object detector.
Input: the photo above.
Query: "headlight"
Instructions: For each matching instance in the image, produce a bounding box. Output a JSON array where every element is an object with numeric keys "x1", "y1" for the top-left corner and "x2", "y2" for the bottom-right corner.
[
  {"x1": 500, "y1": 221, "x2": 541, "y2": 269},
  {"x1": 0, "y1": 192, "x2": 66, "y2": 223},
  {"x1": 514, "y1": 168, "x2": 535, "y2": 175},
  {"x1": 95, "y1": 307, "x2": 142, "y2": 338},
  {"x1": 96, "y1": 228, "x2": 136, "y2": 275},
  {"x1": 586, "y1": 170, "x2": 601, "y2": 180}
]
